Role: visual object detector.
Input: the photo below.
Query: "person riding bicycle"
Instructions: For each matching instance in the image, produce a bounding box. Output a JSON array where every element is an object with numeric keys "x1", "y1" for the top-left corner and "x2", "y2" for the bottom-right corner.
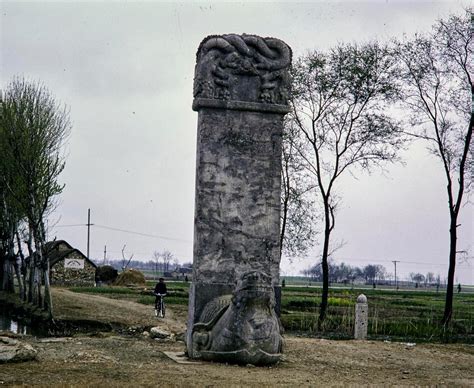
[{"x1": 154, "y1": 277, "x2": 167, "y2": 317}]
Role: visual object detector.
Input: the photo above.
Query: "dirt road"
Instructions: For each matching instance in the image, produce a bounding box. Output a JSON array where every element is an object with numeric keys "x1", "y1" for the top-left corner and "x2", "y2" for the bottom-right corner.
[
  {"x1": 52, "y1": 288, "x2": 187, "y2": 334},
  {"x1": 1, "y1": 289, "x2": 473, "y2": 386}
]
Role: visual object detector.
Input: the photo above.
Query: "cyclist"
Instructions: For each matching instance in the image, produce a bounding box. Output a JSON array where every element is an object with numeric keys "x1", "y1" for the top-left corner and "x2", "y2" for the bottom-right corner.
[{"x1": 154, "y1": 277, "x2": 167, "y2": 318}]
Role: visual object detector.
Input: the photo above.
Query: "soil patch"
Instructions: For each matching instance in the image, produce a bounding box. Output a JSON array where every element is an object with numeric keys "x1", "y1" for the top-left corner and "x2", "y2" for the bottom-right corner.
[{"x1": 1, "y1": 335, "x2": 473, "y2": 386}]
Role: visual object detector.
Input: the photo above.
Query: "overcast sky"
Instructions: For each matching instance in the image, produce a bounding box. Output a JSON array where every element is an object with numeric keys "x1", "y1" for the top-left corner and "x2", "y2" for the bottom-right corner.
[{"x1": 1, "y1": 0, "x2": 472, "y2": 284}]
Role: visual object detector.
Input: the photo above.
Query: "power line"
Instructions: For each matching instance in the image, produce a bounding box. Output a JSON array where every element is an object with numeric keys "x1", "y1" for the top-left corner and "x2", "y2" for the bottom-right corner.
[
  {"x1": 335, "y1": 257, "x2": 472, "y2": 267},
  {"x1": 55, "y1": 222, "x2": 192, "y2": 244},
  {"x1": 55, "y1": 224, "x2": 86, "y2": 227},
  {"x1": 88, "y1": 248, "x2": 192, "y2": 260},
  {"x1": 93, "y1": 224, "x2": 192, "y2": 244}
]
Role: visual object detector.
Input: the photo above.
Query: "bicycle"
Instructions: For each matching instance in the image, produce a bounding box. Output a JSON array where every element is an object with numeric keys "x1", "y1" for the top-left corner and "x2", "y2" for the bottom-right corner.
[{"x1": 154, "y1": 293, "x2": 166, "y2": 318}]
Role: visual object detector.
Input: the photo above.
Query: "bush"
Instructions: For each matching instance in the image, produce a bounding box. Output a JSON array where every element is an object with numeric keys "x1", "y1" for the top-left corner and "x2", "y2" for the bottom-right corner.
[
  {"x1": 114, "y1": 269, "x2": 146, "y2": 286},
  {"x1": 96, "y1": 265, "x2": 118, "y2": 284}
]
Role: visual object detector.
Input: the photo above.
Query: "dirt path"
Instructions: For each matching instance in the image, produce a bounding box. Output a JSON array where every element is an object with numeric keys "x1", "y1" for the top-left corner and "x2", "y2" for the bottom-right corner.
[
  {"x1": 1, "y1": 289, "x2": 473, "y2": 386},
  {"x1": 52, "y1": 288, "x2": 187, "y2": 334}
]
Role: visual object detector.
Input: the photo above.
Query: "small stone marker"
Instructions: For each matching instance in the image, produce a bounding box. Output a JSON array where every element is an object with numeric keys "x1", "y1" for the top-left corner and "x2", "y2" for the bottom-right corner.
[{"x1": 354, "y1": 294, "x2": 368, "y2": 340}]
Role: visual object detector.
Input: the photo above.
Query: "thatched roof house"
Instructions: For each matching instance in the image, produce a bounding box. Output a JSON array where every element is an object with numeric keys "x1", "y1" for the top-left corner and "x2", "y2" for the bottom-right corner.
[{"x1": 43, "y1": 240, "x2": 97, "y2": 286}]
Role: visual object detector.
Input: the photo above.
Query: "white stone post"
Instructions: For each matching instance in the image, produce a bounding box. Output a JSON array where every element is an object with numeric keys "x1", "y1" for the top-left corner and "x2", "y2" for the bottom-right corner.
[{"x1": 354, "y1": 294, "x2": 368, "y2": 340}]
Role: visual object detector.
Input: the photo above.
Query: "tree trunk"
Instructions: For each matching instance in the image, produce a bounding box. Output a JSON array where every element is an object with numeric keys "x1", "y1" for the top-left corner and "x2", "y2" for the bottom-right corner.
[
  {"x1": 34, "y1": 222, "x2": 53, "y2": 317},
  {"x1": 27, "y1": 230, "x2": 34, "y2": 303},
  {"x1": 37, "y1": 268, "x2": 43, "y2": 308},
  {"x1": 3, "y1": 252, "x2": 15, "y2": 293},
  {"x1": 2, "y1": 229, "x2": 16, "y2": 293},
  {"x1": 1, "y1": 258, "x2": 12, "y2": 291},
  {"x1": 32, "y1": 264, "x2": 41, "y2": 306},
  {"x1": 16, "y1": 233, "x2": 27, "y2": 301},
  {"x1": 318, "y1": 202, "x2": 331, "y2": 328},
  {"x1": 280, "y1": 155, "x2": 290, "y2": 256},
  {"x1": 13, "y1": 258, "x2": 24, "y2": 298},
  {"x1": 43, "y1": 262, "x2": 53, "y2": 318},
  {"x1": 280, "y1": 193, "x2": 289, "y2": 256},
  {"x1": 0, "y1": 253, "x2": 4, "y2": 290},
  {"x1": 442, "y1": 216, "x2": 457, "y2": 325}
]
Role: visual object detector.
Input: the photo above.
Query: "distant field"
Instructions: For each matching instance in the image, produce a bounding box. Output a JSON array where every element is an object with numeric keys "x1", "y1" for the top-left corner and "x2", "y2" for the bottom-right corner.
[
  {"x1": 280, "y1": 286, "x2": 473, "y2": 342},
  {"x1": 69, "y1": 280, "x2": 474, "y2": 343}
]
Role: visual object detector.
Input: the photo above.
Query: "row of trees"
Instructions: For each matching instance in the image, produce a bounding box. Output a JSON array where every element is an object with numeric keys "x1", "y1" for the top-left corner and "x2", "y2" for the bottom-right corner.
[
  {"x1": 280, "y1": 11, "x2": 472, "y2": 325},
  {"x1": 409, "y1": 272, "x2": 441, "y2": 287},
  {"x1": 0, "y1": 78, "x2": 70, "y2": 317},
  {"x1": 302, "y1": 262, "x2": 387, "y2": 285},
  {"x1": 303, "y1": 262, "x2": 445, "y2": 288},
  {"x1": 98, "y1": 245, "x2": 192, "y2": 274}
]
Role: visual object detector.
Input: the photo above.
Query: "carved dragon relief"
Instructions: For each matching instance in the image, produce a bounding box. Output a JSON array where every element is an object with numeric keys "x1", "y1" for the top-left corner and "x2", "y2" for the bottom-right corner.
[
  {"x1": 191, "y1": 270, "x2": 284, "y2": 365},
  {"x1": 193, "y1": 34, "x2": 292, "y2": 105}
]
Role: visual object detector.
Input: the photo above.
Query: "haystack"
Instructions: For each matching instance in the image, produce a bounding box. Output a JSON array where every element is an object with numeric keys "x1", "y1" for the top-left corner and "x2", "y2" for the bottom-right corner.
[{"x1": 114, "y1": 269, "x2": 146, "y2": 286}]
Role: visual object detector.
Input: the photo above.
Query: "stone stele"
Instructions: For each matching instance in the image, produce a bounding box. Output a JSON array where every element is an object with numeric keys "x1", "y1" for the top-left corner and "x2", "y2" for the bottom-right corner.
[{"x1": 186, "y1": 34, "x2": 292, "y2": 365}]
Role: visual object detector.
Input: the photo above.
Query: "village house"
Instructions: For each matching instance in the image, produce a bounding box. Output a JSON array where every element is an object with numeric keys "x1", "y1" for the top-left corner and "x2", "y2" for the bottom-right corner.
[{"x1": 43, "y1": 240, "x2": 97, "y2": 286}]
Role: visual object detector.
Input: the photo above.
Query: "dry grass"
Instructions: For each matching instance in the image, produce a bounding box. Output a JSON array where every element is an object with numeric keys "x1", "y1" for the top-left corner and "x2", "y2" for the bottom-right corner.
[{"x1": 114, "y1": 269, "x2": 146, "y2": 286}]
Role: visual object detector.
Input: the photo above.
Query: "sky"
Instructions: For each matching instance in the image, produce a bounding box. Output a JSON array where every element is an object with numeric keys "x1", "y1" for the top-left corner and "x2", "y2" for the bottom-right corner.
[{"x1": 1, "y1": 0, "x2": 472, "y2": 284}]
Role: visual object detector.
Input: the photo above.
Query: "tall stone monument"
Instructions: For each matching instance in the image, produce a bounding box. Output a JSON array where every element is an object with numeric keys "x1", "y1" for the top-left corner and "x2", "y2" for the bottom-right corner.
[{"x1": 187, "y1": 34, "x2": 292, "y2": 365}]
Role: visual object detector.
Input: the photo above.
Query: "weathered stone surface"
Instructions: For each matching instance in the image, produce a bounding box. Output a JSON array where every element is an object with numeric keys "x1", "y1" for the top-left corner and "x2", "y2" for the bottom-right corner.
[
  {"x1": 0, "y1": 336, "x2": 37, "y2": 363},
  {"x1": 191, "y1": 270, "x2": 283, "y2": 365},
  {"x1": 354, "y1": 294, "x2": 368, "y2": 340},
  {"x1": 150, "y1": 327, "x2": 173, "y2": 341},
  {"x1": 51, "y1": 250, "x2": 96, "y2": 286},
  {"x1": 47, "y1": 241, "x2": 96, "y2": 286},
  {"x1": 193, "y1": 34, "x2": 291, "y2": 106},
  {"x1": 187, "y1": 34, "x2": 291, "y2": 365},
  {"x1": 193, "y1": 109, "x2": 283, "y2": 285}
]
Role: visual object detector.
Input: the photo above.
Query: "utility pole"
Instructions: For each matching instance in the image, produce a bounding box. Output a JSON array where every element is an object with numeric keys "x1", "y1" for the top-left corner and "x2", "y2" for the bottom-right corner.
[
  {"x1": 103, "y1": 245, "x2": 107, "y2": 264},
  {"x1": 86, "y1": 208, "x2": 94, "y2": 260},
  {"x1": 392, "y1": 260, "x2": 400, "y2": 290}
]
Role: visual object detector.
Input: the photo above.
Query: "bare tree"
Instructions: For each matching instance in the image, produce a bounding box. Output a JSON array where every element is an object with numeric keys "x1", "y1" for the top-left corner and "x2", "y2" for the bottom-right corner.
[
  {"x1": 410, "y1": 272, "x2": 426, "y2": 286},
  {"x1": 161, "y1": 250, "x2": 174, "y2": 273},
  {"x1": 290, "y1": 42, "x2": 404, "y2": 325},
  {"x1": 426, "y1": 272, "x2": 436, "y2": 286},
  {"x1": 153, "y1": 249, "x2": 174, "y2": 275},
  {"x1": 121, "y1": 244, "x2": 134, "y2": 270},
  {"x1": 362, "y1": 264, "x2": 386, "y2": 284},
  {"x1": 397, "y1": 11, "x2": 472, "y2": 324},
  {"x1": 153, "y1": 250, "x2": 162, "y2": 278},
  {"x1": 280, "y1": 120, "x2": 318, "y2": 258}
]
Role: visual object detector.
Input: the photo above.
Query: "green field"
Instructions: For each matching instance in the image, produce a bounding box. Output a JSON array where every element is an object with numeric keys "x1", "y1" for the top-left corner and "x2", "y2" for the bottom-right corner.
[
  {"x1": 70, "y1": 281, "x2": 474, "y2": 343},
  {"x1": 280, "y1": 286, "x2": 473, "y2": 342}
]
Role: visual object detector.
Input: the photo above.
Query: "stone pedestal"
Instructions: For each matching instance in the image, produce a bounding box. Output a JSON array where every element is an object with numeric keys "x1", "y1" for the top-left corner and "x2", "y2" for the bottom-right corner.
[
  {"x1": 186, "y1": 34, "x2": 291, "y2": 364},
  {"x1": 354, "y1": 294, "x2": 368, "y2": 340}
]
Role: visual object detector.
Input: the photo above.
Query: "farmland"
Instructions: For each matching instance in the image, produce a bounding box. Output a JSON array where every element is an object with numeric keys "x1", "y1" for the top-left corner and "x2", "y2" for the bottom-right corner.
[{"x1": 69, "y1": 280, "x2": 474, "y2": 343}]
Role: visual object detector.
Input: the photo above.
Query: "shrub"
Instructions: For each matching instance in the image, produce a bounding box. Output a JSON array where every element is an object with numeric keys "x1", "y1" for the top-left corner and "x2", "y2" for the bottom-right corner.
[{"x1": 96, "y1": 265, "x2": 118, "y2": 284}]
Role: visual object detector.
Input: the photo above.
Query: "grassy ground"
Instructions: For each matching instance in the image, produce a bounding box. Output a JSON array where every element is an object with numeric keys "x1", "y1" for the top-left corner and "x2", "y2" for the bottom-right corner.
[
  {"x1": 68, "y1": 281, "x2": 474, "y2": 343},
  {"x1": 280, "y1": 286, "x2": 474, "y2": 342}
]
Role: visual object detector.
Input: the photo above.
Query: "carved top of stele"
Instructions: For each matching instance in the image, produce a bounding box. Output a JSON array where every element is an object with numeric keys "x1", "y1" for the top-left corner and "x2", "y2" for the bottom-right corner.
[{"x1": 193, "y1": 34, "x2": 292, "y2": 113}]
